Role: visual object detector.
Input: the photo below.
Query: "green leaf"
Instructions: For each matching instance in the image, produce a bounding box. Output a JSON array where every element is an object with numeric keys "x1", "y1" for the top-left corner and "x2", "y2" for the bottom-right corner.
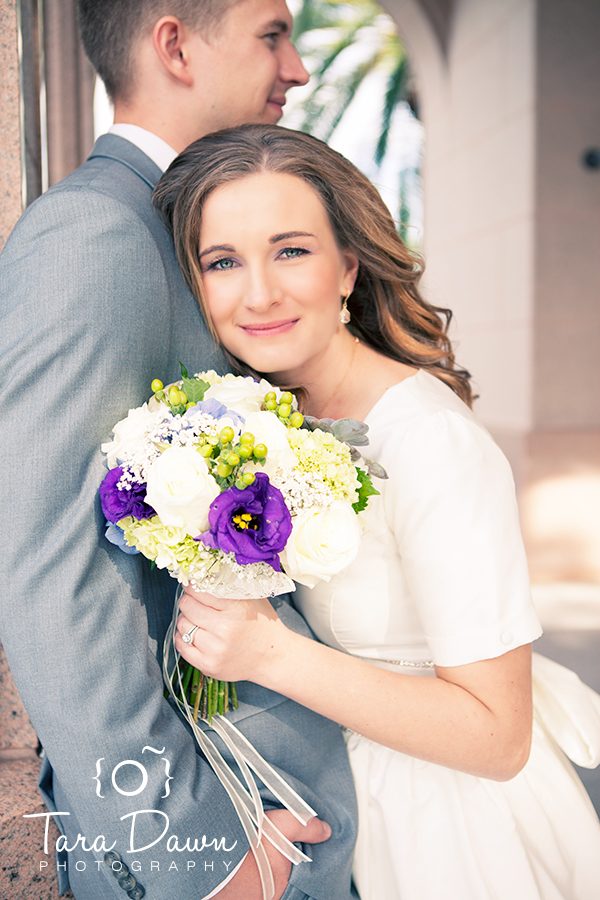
[
  {"x1": 178, "y1": 363, "x2": 210, "y2": 404},
  {"x1": 331, "y1": 417, "x2": 370, "y2": 445},
  {"x1": 183, "y1": 377, "x2": 210, "y2": 404},
  {"x1": 363, "y1": 457, "x2": 389, "y2": 480},
  {"x1": 352, "y1": 467, "x2": 380, "y2": 513}
]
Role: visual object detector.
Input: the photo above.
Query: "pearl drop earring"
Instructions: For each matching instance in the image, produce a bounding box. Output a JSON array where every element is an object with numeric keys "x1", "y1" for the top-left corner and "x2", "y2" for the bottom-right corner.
[{"x1": 339, "y1": 292, "x2": 351, "y2": 324}]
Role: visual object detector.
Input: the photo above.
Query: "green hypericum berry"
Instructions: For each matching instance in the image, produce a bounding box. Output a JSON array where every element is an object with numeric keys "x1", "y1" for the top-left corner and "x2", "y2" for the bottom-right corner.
[
  {"x1": 278, "y1": 403, "x2": 292, "y2": 419},
  {"x1": 228, "y1": 453, "x2": 240, "y2": 467},
  {"x1": 169, "y1": 386, "x2": 180, "y2": 404},
  {"x1": 253, "y1": 443, "x2": 268, "y2": 459},
  {"x1": 240, "y1": 432, "x2": 254, "y2": 445},
  {"x1": 238, "y1": 445, "x2": 252, "y2": 460},
  {"x1": 264, "y1": 391, "x2": 277, "y2": 403},
  {"x1": 217, "y1": 462, "x2": 233, "y2": 478},
  {"x1": 242, "y1": 472, "x2": 256, "y2": 486},
  {"x1": 199, "y1": 444, "x2": 214, "y2": 458},
  {"x1": 264, "y1": 399, "x2": 277, "y2": 410},
  {"x1": 219, "y1": 426, "x2": 235, "y2": 444},
  {"x1": 280, "y1": 391, "x2": 293, "y2": 405},
  {"x1": 151, "y1": 378, "x2": 164, "y2": 393},
  {"x1": 289, "y1": 411, "x2": 304, "y2": 428}
]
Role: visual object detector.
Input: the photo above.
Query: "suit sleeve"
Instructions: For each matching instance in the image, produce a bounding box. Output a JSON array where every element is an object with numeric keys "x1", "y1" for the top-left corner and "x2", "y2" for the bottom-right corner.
[{"x1": 0, "y1": 186, "x2": 249, "y2": 898}]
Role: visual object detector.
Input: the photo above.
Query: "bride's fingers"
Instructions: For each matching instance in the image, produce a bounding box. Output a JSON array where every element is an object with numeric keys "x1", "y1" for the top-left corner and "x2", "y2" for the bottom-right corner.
[
  {"x1": 181, "y1": 586, "x2": 238, "y2": 611},
  {"x1": 175, "y1": 613, "x2": 198, "y2": 640}
]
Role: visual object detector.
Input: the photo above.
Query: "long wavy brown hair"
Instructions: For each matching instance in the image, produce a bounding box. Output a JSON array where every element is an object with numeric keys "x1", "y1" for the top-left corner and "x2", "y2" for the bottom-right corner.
[{"x1": 153, "y1": 124, "x2": 473, "y2": 406}]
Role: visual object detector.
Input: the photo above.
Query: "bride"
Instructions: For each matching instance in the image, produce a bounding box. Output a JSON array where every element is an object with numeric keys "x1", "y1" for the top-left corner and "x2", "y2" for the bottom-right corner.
[{"x1": 153, "y1": 124, "x2": 600, "y2": 900}]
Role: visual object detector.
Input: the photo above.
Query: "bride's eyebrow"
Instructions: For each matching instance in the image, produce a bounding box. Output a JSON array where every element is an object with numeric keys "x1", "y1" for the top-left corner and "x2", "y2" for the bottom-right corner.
[
  {"x1": 269, "y1": 231, "x2": 314, "y2": 243},
  {"x1": 199, "y1": 244, "x2": 235, "y2": 259}
]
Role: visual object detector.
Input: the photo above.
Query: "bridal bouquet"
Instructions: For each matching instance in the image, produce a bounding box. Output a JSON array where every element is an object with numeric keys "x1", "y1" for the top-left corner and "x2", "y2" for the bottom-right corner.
[{"x1": 99, "y1": 366, "x2": 382, "y2": 720}]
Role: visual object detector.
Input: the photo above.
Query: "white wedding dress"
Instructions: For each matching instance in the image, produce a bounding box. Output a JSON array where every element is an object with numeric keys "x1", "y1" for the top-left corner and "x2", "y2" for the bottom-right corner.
[{"x1": 296, "y1": 371, "x2": 600, "y2": 900}]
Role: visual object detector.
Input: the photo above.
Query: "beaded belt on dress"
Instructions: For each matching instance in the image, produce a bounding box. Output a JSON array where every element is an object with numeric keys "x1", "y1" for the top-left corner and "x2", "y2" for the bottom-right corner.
[{"x1": 381, "y1": 659, "x2": 434, "y2": 668}]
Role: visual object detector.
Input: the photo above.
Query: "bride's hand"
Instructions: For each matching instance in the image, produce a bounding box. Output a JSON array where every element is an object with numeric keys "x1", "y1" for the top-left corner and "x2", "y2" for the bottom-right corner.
[{"x1": 174, "y1": 586, "x2": 292, "y2": 683}]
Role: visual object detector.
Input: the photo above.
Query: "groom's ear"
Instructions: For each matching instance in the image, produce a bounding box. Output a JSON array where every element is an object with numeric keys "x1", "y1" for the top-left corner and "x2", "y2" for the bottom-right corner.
[{"x1": 152, "y1": 16, "x2": 198, "y2": 87}]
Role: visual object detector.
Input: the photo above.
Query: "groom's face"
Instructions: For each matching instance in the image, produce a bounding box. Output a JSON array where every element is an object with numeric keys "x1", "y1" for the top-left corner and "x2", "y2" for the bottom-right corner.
[{"x1": 187, "y1": 0, "x2": 309, "y2": 133}]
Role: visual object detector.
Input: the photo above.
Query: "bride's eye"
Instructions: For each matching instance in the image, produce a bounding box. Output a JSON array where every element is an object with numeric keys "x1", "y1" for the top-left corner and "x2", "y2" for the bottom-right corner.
[
  {"x1": 279, "y1": 247, "x2": 309, "y2": 260},
  {"x1": 205, "y1": 257, "x2": 237, "y2": 272}
]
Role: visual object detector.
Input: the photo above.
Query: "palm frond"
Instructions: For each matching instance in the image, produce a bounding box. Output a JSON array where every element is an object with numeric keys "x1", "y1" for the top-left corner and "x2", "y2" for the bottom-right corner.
[{"x1": 375, "y1": 53, "x2": 410, "y2": 166}]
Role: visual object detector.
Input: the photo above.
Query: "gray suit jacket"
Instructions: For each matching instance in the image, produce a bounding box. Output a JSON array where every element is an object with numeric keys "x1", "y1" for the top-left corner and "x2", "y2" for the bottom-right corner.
[{"x1": 0, "y1": 134, "x2": 357, "y2": 900}]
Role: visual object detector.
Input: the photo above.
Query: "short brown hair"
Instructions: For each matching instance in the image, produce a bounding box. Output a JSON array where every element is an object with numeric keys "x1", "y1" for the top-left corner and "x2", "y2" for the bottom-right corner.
[
  {"x1": 77, "y1": 0, "x2": 243, "y2": 102},
  {"x1": 153, "y1": 124, "x2": 473, "y2": 406}
]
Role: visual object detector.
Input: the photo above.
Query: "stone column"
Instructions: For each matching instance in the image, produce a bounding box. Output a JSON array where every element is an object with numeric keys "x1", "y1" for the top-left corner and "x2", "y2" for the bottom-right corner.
[
  {"x1": 0, "y1": 0, "x2": 23, "y2": 246},
  {"x1": 44, "y1": 0, "x2": 94, "y2": 187},
  {"x1": 0, "y1": 2, "x2": 74, "y2": 895}
]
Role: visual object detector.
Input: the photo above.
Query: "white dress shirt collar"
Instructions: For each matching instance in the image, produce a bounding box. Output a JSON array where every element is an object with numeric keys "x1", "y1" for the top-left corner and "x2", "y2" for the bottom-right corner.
[{"x1": 108, "y1": 124, "x2": 178, "y2": 173}]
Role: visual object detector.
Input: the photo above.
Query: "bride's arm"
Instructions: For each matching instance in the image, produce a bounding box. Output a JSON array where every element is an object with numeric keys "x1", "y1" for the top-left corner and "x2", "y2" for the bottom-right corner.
[{"x1": 175, "y1": 589, "x2": 533, "y2": 783}]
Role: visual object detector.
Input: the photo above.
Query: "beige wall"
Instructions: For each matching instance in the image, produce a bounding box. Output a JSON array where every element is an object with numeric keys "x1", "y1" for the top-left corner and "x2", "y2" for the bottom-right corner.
[
  {"x1": 382, "y1": 0, "x2": 538, "y2": 432},
  {"x1": 533, "y1": 0, "x2": 600, "y2": 430},
  {"x1": 380, "y1": 0, "x2": 600, "y2": 583}
]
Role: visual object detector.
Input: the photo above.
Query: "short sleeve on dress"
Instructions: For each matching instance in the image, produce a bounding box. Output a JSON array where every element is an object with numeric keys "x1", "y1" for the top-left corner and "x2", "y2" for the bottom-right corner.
[{"x1": 378, "y1": 404, "x2": 542, "y2": 667}]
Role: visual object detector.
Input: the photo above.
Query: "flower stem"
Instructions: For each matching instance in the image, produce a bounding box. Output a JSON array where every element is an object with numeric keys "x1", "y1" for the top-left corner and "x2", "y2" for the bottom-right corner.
[
  {"x1": 180, "y1": 662, "x2": 194, "y2": 702},
  {"x1": 192, "y1": 671, "x2": 203, "y2": 722},
  {"x1": 201, "y1": 679, "x2": 209, "y2": 721},
  {"x1": 190, "y1": 668, "x2": 201, "y2": 720}
]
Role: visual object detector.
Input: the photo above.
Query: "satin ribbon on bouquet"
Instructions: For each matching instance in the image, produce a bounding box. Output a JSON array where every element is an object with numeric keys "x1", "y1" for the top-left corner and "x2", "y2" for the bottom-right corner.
[
  {"x1": 532, "y1": 651, "x2": 600, "y2": 768},
  {"x1": 163, "y1": 590, "x2": 317, "y2": 900}
]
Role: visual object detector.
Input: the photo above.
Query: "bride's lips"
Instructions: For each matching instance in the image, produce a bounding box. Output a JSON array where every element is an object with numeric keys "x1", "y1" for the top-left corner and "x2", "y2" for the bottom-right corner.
[{"x1": 240, "y1": 318, "x2": 298, "y2": 337}]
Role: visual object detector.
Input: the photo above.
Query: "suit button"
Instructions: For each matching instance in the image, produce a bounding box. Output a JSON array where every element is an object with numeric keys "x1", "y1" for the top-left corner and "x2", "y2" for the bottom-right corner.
[
  {"x1": 117, "y1": 873, "x2": 137, "y2": 891},
  {"x1": 127, "y1": 885, "x2": 146, "y2": 899},
  {"x1": 114, "y1": 863, "x2": 130, "y2": 880},
  {"x1": 104, "y1": 850, "x2": 123, "y2": 867}
]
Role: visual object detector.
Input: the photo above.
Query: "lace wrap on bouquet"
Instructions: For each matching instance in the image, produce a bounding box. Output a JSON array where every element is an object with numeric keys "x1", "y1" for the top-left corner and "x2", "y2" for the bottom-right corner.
[
  {"x1": 188, "y1": 558, "x2": 295, "y2": 600},
  {"x1": 163, "y1": 586, "x2": 316, "y2": 900}
]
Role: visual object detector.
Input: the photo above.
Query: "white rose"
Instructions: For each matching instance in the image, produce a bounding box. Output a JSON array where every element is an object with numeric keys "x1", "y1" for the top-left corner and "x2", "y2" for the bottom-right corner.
[
  {"x1": 243, "y1": 411, "x2": 297, "y2": 477},
  {"x1": 101, "y1": 404, "x2": 165, "y2": 469},
  {"x1": 203, "y1": 375, "x2": 270, "y2": 419},
  {"x1": 280, "y1": 501, "x2": 363, "y2": 588},
  {"x1": 144, "y1": 446, "x2": 220, "y2": 538}
]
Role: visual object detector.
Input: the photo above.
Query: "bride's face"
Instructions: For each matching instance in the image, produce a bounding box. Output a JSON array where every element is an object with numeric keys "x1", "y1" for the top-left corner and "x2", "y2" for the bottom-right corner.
[{"x1": 198, "y1": 171, "x2": 358, "y2": 381}]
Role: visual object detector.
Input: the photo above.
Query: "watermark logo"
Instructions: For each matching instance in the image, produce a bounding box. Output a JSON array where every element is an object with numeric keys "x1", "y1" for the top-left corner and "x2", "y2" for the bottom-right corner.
[{"x1": 93, "y1": 745, "x2": 173, "y2": 799}]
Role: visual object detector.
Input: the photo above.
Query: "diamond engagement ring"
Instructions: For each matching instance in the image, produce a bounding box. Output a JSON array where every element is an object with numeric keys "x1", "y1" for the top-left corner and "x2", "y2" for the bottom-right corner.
[{"x1": 182, "y1": 624, "x2": 199, "y2": 644}]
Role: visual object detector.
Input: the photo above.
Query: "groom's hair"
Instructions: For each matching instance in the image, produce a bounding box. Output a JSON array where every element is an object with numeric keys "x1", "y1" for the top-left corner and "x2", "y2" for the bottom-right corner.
[{"x1": 77, "y1": 0, "x2": 244, "y2": 103}]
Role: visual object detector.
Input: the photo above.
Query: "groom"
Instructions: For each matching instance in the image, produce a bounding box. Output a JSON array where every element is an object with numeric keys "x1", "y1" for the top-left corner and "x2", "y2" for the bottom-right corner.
[{"x1": 0, "y1": 2, "x2": 358, "y2": 899}]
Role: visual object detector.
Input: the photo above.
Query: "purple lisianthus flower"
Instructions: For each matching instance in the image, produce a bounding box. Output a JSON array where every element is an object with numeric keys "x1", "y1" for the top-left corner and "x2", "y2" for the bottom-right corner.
[
  {"x1": 99, "y1": 466, "x2": 155, "y2": 523},
  {"x1": 198, "y1": 472, "x2": 292, "y2": 570}
]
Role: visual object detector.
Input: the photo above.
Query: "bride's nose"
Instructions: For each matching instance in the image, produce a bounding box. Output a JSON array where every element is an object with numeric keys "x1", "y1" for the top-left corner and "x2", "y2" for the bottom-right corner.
[{"x1": 243, "y1": 268, "x2": 282, "y2": 312}]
